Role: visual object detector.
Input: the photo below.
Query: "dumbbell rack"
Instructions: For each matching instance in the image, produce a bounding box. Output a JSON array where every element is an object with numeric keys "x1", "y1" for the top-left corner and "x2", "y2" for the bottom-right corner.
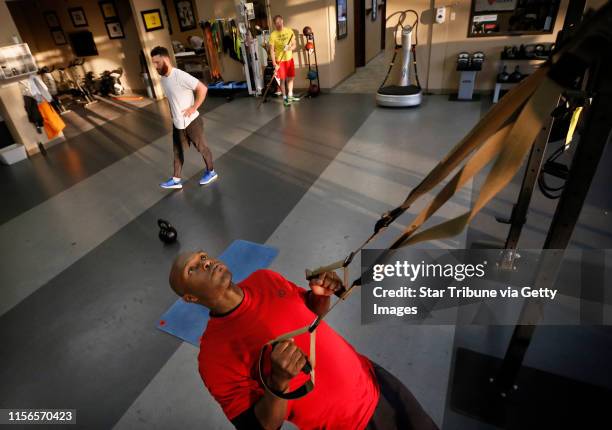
[
  {"x1": 450, "y1": 53, "x2": 484, "y2": 101},
  {"x1": 304, "y1": 32, "x2": 320, "y2": 97},
  {"x1": 493, "y1": 52, "x2": 548, "y2": 103}
]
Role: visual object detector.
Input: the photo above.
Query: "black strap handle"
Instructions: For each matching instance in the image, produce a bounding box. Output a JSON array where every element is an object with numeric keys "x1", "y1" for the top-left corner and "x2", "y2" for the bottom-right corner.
[{"x1": 257, "y1": 343, "x2": 314, "y2": 400}]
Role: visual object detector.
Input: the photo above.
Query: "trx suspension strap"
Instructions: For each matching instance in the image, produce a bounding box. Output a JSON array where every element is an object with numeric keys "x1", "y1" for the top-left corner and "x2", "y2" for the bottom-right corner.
[{"x1": 258, "y1": 65, "x2": 563, "y2": 400}]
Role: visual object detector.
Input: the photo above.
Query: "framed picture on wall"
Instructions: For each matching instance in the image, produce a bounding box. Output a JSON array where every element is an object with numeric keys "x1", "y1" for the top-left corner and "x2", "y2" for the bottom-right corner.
[
  {"x1": 141, "y1": 9, "x2": 164, "y2": 32},
  {"x1": 336, "y1": 0, "x2": 348, "y2": 39},
  {"x1": 69, "y1": 7, "x2": 88, "y2": 27},
  {"x1": 105, "y1": 20, "x2": 125, "y2": 39},
  {"x1": 174, "y1": 0, "x2": 197, "y2": 32},
  {"x1": 99, "y1": 1, "x2": 118, "y2": 20},
  {"x1": 43, "y1": 11, "x2": 60, "y2": 29},
  {"x1": 51, "y1": 29, "x2": 67, "y2": 45}
]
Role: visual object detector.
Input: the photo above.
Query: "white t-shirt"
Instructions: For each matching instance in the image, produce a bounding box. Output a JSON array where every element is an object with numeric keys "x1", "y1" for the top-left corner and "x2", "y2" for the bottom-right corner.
[{"x1": 160, "y1": 68, "x2": 201, "y2": 129}]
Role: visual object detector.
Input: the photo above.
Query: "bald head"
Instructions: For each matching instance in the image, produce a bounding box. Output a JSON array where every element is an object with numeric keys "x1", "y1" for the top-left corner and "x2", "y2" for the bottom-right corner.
[
  {"x1": 167, "y1": 250, "x2": 236, "y2": 311},
  {"x1": 169, "y1": 252, "x2": 192, "y2": 297}
]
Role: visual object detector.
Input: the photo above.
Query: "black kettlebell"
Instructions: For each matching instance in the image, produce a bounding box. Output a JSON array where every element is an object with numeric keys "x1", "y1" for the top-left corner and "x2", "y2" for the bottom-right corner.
[
  {"x1": 508, "y1": 46, "x2": 518, "y2": 59},
  {"x1": 308, "y1": 83, "x2": 320, "y2": 97},
  {"x1": 509, "y1": 65, "x2": 523, "y2": 83},
  {"x1": 534, "y1": 43, "x2": 545, "y2": 58},
  {"x1": 497, "y1": 65, "x2": 510, "y2": 83},
  {"x1": 158, "y1": 219, "x2": 178, "y2": 244}
]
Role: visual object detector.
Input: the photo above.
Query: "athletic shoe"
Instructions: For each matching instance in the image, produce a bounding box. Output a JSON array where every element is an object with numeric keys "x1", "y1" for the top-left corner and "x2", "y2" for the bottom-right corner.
[
  {"x1": 199, "y1": 170, "x2": 218, "y2": 185},
  {"x1": 283, "y1": 98, "x2": 291, "y2": 107},
  {"x1": 288, "y1": 95, "x2": 300, "y2": 102},
  {"x1": 160, "y1": 177, "x2": 183, "y2": 189},
  {"x1": 274, "y1": 91, "x2": 282, "y2": 96}
]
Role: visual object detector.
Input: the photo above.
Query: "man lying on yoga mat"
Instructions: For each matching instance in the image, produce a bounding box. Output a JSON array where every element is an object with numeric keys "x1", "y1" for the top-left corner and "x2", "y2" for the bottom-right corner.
[{"x1": 169, "y1": 251, "x2": 438, "y2": 430}]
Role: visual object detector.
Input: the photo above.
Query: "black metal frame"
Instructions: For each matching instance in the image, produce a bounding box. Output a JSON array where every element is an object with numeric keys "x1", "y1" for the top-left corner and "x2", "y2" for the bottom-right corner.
[
  {"x1": 497, "y1": 115, "x2": 555, "y2": 255},
  {"x1": 452, "y1": 1, "x2": 612, "y2": 425},
  {"x1": 497, "y1": 0, "x2": 588, "y2": 259},
  {"x1": 494, "y1": 49, "x2": 612, "y2": 394}
]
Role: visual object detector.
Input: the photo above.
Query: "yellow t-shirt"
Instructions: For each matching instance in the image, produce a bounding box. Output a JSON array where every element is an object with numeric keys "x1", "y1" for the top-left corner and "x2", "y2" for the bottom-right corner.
[{"x1": 269, "y1": 27, "x2": 294, "y2": 62}]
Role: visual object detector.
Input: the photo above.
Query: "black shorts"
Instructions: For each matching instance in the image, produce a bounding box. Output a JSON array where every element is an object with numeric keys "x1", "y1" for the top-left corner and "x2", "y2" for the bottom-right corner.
[
  {"x1": 173, "y1": 116, "x2": 205, "y2": 152},
  {"x1": 366, "y1": 363, "x2": 439, "y2": 430}
]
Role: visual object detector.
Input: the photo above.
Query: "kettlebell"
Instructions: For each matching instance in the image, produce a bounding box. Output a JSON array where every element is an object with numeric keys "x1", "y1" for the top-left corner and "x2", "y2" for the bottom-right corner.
[
  {"x1": 308, "y1": 83, "x2": 320, "y2": 97},
  {"x1": 509, "y1": 65, "x2": 523, "y2": 83},
  {"x1": 158, "y1": 219, "x2": 178, "y2": 244},
  {"x1": 497, "y1": 65, "x2": 510, "y2": 83}
]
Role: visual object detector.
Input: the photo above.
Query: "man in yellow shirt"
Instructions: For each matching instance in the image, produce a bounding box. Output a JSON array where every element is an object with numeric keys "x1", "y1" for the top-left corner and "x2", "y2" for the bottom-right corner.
[{"x1": 269, "y1": 15, "x2": 297, "y2": 106}]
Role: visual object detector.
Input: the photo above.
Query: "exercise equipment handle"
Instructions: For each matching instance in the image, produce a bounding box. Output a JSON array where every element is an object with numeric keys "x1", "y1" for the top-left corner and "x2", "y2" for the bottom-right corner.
[{"x1": 304, "y1": 259, "x2": 344, "y2": 280}]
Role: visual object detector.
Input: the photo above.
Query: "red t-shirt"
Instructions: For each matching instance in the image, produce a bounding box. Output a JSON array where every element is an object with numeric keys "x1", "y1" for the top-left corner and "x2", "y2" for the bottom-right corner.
[{"x1": 199, "y1": 269, "x2": 379, "y2": 430}]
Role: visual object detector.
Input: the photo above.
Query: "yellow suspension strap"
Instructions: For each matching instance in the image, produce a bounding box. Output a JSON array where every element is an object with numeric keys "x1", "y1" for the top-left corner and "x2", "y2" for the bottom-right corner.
[
  {"x1": 258, "y1": 66, "x2": 562, "y2": 400},
  {"x1": 305, "y1": 66, "x2": 549, "y2": 280}
]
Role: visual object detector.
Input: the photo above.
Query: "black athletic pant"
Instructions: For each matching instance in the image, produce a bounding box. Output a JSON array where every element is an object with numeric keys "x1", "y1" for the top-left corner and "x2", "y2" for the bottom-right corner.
[
  {"x1": 232, "y1": 362, "x2": 438, "y2": 430},
  {"x1": 172, "y1": 116, "x2": 214, "y2": 177},
  {"x1": 366, "y1": 363, "x2": 439, "y2": 430}
]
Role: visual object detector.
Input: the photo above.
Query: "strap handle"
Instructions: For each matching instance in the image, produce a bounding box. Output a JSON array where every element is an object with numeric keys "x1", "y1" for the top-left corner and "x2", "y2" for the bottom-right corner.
[
  {"x1": 257, "y1": 325, "x2": 316, "y2": 400},
  {"x1": 305, "y1": 260, "x2": 344, "y2": 281}
]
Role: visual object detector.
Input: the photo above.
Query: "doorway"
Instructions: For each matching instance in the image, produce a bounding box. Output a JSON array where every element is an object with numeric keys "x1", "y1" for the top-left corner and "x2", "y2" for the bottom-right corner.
[
  {"x1": 380, "y1": 1, "x2": 386, "y2": 50},
  {"x1": 354, "y1": 0, "x2": 365, "y2": 67}
]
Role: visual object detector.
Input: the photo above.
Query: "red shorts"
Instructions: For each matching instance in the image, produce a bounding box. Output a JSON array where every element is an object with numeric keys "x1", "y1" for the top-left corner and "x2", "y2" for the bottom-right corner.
[{"x1": 276, "y1": 58, "x2": 295, "y2": 80}]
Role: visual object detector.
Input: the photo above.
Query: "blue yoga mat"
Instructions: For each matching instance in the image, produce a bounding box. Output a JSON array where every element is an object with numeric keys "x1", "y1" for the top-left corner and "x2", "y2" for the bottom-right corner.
[{"x1": 158, "y1": 240, "x2": 279, "y2": 346}]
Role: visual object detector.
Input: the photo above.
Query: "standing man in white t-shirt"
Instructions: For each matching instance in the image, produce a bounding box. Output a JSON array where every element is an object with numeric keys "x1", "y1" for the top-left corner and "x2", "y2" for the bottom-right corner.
[{"x1": 151, "y1": 46, "x2": 218, "y2": 189}]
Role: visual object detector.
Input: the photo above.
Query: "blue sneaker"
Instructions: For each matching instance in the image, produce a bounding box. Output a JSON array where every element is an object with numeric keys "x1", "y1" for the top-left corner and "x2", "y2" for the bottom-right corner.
[
  {"x1": 160, "y1": 177, "x2": 183, "y2": 189},
  {"x1": 199, "y1": 170, "x2": 218, "y2": 185}
]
